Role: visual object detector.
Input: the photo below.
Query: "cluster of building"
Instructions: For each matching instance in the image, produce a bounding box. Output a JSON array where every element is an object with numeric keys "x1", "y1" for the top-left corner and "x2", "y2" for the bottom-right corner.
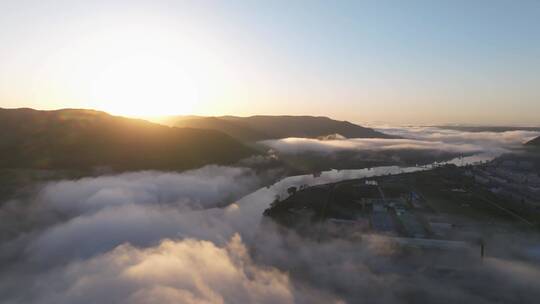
[
  {"x1": 329, "y1": 180, "x2": 431, "y2": 239},
  {"x1": 323, "y1": 179, "x2": 474, "y2": 252},
  {"x1": 266, "y1": 171, "x2": 481, "y2": 252},
  {"x1": 468, "y1": 159, "x2": 540, "y2": 207}
]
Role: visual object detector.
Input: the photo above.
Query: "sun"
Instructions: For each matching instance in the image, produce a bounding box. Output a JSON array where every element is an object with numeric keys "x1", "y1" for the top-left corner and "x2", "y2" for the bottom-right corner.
[
  {"x1": 87, "y1": 55, "x2": 201, "y2": 118},
  {"x1": 46, "y1": 17, "x2": 235, "y2": 118}
]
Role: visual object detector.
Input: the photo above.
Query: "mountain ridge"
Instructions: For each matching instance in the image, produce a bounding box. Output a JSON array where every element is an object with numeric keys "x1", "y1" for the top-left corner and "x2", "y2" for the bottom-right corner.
[
  {"x1": 0, "y1": 108, "x2": 255, "y2": 171},
  {"x1": 159, "y1": 115, "x2": 396, "y2": 142}
]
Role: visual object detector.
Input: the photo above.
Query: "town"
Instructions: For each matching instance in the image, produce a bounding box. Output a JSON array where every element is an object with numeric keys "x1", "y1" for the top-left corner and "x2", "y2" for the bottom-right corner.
[{"x1": 264, "y1": 158, "x2": 540, "y2": 252}]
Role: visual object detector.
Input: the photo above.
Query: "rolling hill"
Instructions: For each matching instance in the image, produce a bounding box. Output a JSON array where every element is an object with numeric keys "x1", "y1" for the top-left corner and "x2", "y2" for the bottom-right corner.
[
  {"x1": 0, "y1": 108, "x2": 255, "y2": 171},
  {"x1": 159, "y1": 115, "x2": 395, "y2": 142}
]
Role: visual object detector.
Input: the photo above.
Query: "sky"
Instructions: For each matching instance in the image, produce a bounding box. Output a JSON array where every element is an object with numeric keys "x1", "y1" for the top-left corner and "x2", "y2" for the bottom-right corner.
[{"x1": 0, "y1": 0, "x2": 539, "y2": 125}]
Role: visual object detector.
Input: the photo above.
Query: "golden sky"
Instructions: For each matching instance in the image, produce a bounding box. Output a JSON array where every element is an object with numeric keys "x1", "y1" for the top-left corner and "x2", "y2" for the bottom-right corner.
[{"x1": 1, "y1": 0, "x2": 539, "y2": 125}]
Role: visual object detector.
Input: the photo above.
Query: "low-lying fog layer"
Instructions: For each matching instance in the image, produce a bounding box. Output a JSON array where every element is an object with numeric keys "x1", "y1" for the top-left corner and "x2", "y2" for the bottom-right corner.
[
  {"x1": 260, "y1": 127, "x2": 540, "y2": 156},
  {"x1": 261, "y1": 137, "x2": 484, "y2": 155},
  {"x1": 375, "y1": 126, "x2": 540, "y2": 147},
  {"x1": 1, "y1": 127, "x2": 540, "y2": 303}
]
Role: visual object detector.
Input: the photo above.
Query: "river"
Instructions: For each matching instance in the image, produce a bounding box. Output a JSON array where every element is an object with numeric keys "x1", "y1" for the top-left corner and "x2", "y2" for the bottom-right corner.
[{"x1": 223, "y1": 152, "x2": 499, "y2": 241}]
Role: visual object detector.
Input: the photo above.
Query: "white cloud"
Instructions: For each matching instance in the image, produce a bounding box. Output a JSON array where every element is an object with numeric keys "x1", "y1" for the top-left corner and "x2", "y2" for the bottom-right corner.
[
  {"x1": 2, "y1": 127, "x2": 540, "y2": 303},
  {"x1": 261, "y1": 137, "x2": 483, "y2": 155},
  {"x1": 38, "y1": 165, "x2": 260, "y2": 216},
  {"x1": 375, "y1": 126, "x2": 540, "y2": 146},
  {"x1": 15, "y1": 235, "x2": 301, "y2": 304},
  {"x1": 259, "y1": 127, "x2": 540, "y2": 156}
]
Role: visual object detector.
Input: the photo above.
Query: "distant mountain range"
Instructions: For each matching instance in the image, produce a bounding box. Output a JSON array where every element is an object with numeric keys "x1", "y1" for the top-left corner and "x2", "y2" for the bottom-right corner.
[
  {"x1": 0, "y1": 108, "x2": 254, "y2": 171},
  {"x1": 526, "y1": 136, "x2": 540, "y2": 146},
  {"x1": 159, "y1": 115, "x2": 395, "y2": 142}
]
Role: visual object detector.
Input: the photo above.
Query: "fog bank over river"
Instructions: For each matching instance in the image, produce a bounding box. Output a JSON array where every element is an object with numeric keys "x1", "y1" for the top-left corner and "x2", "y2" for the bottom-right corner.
[{"x1": 3, "y1": 151, "x2": 534, "y2": 304}]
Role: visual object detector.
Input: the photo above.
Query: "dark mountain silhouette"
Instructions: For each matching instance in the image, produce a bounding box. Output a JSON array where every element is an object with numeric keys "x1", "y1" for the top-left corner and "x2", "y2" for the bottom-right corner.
[
  {"x1": 526, "y1": 136, "x2": 540, "y2": 146},
  {"x1": 0, "y1": 108, "x2": 255, "y2": 171},
  {"x1": 160, "y1": 115, "x2": 395, "y2": 142}
]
